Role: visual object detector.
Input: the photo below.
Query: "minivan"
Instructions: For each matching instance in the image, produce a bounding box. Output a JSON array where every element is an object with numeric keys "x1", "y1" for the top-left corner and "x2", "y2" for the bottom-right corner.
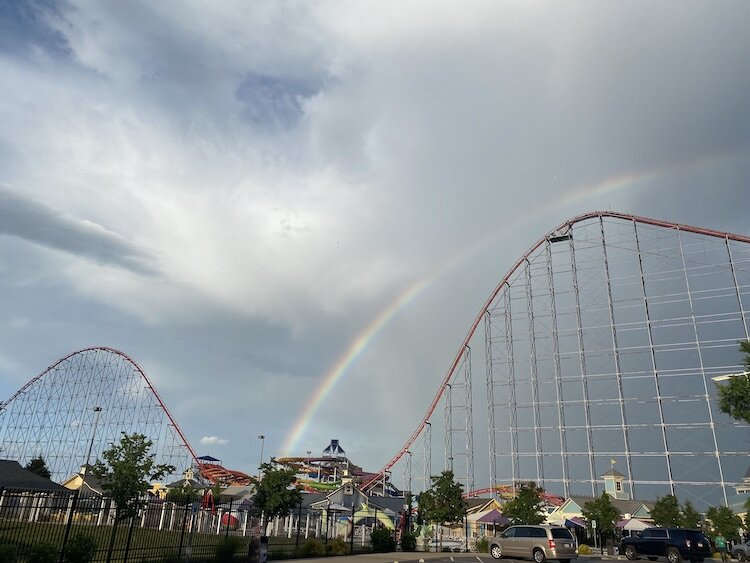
[{"x1": 490, "y1": 525, "x2": 578, "y2": 563}]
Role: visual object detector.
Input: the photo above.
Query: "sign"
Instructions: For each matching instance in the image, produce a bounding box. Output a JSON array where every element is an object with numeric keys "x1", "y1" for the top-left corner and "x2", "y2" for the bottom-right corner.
[{"x1": 592, "y1": 520, "x2": 597, "y2": 529}]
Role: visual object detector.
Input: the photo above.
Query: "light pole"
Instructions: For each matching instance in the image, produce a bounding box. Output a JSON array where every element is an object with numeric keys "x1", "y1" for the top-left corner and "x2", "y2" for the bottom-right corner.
[
  {"x1": 711, "y1": 371, "x2": 750, "y2": 382},
  {"x1": 84, "y1": 406, "x2": 103, "y2": 472},
  {"x1": 257, "y1": 434, "x2": 265, "y2": 481}
]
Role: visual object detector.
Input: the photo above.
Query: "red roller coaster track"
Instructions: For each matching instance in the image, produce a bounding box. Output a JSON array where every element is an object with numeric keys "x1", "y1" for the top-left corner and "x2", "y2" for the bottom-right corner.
[
  {"x1": 363, "y1": 210, "x2": 750, "y2": 491},
  {"x1": 1, "y1": 346, "x2": 200, "y2": 464}
]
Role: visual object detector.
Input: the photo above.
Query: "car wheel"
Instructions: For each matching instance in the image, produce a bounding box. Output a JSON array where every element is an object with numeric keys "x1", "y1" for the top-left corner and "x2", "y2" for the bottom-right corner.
[
  {"x1": 625, "y1": 546, "x2": 638, "y2": 560},
  {"x1": 735, "y1": 553, "x2": 747, "y2": 562},
  {"x1": 490, "y1": 545, "x2": 503, "y2": 559},
  {"x1": 533, "y1": 548, "x2": 547, "y2": 563},
  {"x1": 667, "y1": 547, "x2": 682, "y2": 563}
]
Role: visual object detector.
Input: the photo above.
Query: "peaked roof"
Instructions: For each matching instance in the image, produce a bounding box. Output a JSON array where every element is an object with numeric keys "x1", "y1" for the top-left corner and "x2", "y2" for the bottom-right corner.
[
  {"x1": 601, "y1": 468, "x2": 626, "y2": 478},
  {"x1": 567, "y1": 495, "x2": 653, "y2": 515},
  {"x1": 0, "y1": 460, "x2": 67, "y2": 492}
]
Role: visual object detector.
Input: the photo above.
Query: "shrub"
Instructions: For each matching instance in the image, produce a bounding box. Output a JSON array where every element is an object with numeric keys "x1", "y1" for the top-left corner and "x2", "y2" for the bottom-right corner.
[
  {"x1": 299, "y1": 539, "x2": 326, "y2": 557},
  {"x1": 63, "y1": 532, "x2": 97, "y2": 563},
  {"x1": 577, "y1": 544, "x2": 591, "y2": 555},
  {"x1": 326, "y1": 538, "x2": 349, "y2": 556},
  {"x1": 400, "y1": 532, "x2": 417, "y2": 552},
  {"x1": 371, "y1": 527, "x2": 396, "y2": 552},
  {"x1": 0, "y1": 545, "x2": 18, "y2": 563},
  {"x1": 215, "y1": 537, "x2": 242, "y2": 563},
  {"x1": 475, "y1": 537, "x2": 489, "y2": 553},
  {"x1": 27, "y1": 544, "x2": 57, "y2": 563}
]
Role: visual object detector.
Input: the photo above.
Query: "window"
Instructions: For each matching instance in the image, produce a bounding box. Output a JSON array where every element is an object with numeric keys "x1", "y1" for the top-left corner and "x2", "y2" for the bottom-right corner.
[
  {"x1": 503, "y1": 528, "x2": 517, "y2": 538},
  {"x1": 552, "y1": 529, "x2": 574, "y2": 540},
  {"x1": 615, "y1": 481, "x2": 622, "y2": 492}
]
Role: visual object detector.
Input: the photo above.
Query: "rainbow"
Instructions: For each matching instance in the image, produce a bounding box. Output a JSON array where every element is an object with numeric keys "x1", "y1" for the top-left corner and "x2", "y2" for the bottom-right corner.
[
  {"x1": 280, "y1": 149, "x2": 745, "y2": 457},
  {"x1": 280, "y1": 277, "x2": 430, "y2": 456}
]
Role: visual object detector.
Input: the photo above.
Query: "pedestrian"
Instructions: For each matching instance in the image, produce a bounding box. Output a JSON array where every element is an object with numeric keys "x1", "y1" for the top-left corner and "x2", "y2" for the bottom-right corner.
[{"x1": 715, "y1": 533, "x2": 727, "y2": 562}]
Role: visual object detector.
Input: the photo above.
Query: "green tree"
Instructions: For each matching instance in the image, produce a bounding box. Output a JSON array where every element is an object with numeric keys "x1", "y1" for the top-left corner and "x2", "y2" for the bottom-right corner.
[
  {"x1": 744, "y1": 497, "x2": 750, "y2": 529},
  {"x1": 680, "y1": 500, "x2": 701, "y2": 529},
  {"x1": 501, "y1": 482, "x2": 545, "y2": 525},
  {"x1": 582, "y1": 492, "x2": 620, "y2": 538},
  {"x1": 24, "y1": 455, "x2": 52, "y2": 479},
  {"x1": 418, "y1": 470, "x2": 465, "y2": 551},
  {"x1": 716, "y1": 340, "x2": 750, "y2": 424},
  {"x1": 253, "y1": 459, "x2": 302, "y2": 523},
  {"x1": 706, "y1": 506, "x2": 743, "y2": 540},
  {"x1": 418, "y1": 470, "x2": 465, "y2": 526},
  {"x1": 651, "y1": 495, "x2": 682, "y2": 528},
  {"x1": 91, "y1": 433, "x2": 175, "y2": 562},
  {"x1": 91, "y1": 433, "x2": 175, "y2": 520}
]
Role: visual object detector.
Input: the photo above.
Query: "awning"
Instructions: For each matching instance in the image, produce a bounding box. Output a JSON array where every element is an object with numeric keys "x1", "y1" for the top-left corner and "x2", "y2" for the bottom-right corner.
[
  {"x1": 617, "y1": 518, "x2": 651, "y2": 531},
  {"x1": 477, "y1": 509, "x2": 510, "y2": 526},
  {"x1": 564, "y1": 517, "x2": 586, "y2": 528}
]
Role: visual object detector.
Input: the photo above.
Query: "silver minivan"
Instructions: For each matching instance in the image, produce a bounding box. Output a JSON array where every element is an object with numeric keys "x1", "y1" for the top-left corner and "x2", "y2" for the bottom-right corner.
[{"x1": 490, "y1": 525, "x2": 578, "y2": 563}]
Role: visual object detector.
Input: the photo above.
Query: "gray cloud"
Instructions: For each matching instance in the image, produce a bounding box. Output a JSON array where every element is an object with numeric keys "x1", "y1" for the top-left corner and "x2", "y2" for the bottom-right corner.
[
  {"x1": 0, "y1": 185, "x2": 157, "y2": 275},
  {"x1": 1, "y1": 1, "x2": 749, "y2": 479}
]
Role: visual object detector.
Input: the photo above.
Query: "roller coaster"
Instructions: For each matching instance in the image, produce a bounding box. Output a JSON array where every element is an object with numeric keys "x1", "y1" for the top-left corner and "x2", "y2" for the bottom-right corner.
[{"x1": 2, "y1": 212, "x2": 748, "y2": 510}]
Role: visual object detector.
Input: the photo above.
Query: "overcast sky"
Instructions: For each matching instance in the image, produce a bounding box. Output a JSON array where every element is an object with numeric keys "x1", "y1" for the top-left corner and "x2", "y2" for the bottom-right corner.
[{"x1": 1, "y1": 1, "x2": 749, "y2": 482}]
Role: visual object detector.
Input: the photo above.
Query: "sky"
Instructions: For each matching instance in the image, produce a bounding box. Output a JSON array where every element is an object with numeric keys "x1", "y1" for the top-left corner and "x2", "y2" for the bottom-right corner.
[{"x1": 1, "y1": 1, "x2": 750, "y2": 484}]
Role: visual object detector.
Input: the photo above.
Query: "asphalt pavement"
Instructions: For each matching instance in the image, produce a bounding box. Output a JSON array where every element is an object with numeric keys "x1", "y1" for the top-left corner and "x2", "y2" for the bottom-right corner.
[{"x1": 287, "y1": 552, "x2": 629, "y2": 563}]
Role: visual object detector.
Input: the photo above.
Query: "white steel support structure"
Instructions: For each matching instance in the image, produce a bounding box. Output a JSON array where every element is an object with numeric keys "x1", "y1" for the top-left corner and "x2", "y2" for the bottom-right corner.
[{"x1": 366, "y1": 212, "x2": 750, "y2": 510}]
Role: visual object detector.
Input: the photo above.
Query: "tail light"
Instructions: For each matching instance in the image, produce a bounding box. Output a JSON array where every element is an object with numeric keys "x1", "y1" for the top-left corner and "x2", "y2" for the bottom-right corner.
[{"x1": 549, "y1": 540, "x2": 556, "y2": 549}]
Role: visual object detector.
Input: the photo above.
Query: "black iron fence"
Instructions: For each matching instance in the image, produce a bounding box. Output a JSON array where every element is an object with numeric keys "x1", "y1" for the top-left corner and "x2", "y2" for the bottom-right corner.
[{"x1": 0, "y1": 487, "x2": 377, "y2": 561}]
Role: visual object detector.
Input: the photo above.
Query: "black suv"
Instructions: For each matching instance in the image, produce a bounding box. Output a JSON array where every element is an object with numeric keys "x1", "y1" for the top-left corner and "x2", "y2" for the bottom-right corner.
[{"x1": 620, "y1": 528, "x2": 711, "y2": 563}]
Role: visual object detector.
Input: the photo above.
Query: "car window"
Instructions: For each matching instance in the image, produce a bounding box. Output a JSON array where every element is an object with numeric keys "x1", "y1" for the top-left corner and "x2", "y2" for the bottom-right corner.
[
  {"x1": 640, "y1": 530, "x2": 653, "y2": 538},
  {"x1": 652, "y1": 530, "x2": 668, "y2": 539},
  {"x1": 503, "y1": 527, "x2": 516, "y2": 538},
  {"x1": 534, "y1": 528, "x2": 547, "y2": 538},
  {"x1": 552, "y1": 529, "x2": 574, "y2": 540}
]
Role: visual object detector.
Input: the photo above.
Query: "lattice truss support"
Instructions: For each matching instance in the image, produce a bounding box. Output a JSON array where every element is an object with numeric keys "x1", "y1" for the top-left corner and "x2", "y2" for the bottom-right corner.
[
  {"x1": 0, "y1": 347, "x2": 197, "y2": 483},
  {"x1": 370, "y1": 212, "x2": 750, "y2": 510}
]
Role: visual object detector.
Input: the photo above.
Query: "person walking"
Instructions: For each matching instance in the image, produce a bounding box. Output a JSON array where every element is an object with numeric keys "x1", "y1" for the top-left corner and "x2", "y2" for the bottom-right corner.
[{"x1": 715, "y1": 533, "x2": 727, "y2": 562}]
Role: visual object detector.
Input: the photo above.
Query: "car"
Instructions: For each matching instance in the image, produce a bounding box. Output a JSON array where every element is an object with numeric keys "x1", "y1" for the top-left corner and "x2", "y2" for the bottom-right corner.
[
  {"x1": 489, "y1": 524, "x2": 578, "y2": 563},
  {"x1": 620, "y1": 528, "x2": 711, "y2": 563},
  {"x1": 731, "y1": 540, "x2": 750, "y2": 561}
]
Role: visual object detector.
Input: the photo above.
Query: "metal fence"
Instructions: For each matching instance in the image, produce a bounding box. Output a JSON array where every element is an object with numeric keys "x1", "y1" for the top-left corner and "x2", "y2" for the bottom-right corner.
[{"x1": 0, "y1": 487, "x2": 376, "y2": 561}]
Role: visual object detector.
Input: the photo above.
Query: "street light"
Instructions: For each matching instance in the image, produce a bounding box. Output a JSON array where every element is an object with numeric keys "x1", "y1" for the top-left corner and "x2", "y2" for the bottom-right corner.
[
  {"x1": 84, "y1": 406, "x2": 103, "y2": 472},
  {"x1": 257, "y1": 434, "x2": 265, "y2": 480},
  {"x1": 711, "y1": 371, "x2": 750, "y2": 382}
]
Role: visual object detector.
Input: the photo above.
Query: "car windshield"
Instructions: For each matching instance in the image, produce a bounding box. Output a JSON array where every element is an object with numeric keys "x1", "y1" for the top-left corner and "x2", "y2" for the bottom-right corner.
[{"x1": 551, "y1": 529, "x2": 574, "y2": 540}]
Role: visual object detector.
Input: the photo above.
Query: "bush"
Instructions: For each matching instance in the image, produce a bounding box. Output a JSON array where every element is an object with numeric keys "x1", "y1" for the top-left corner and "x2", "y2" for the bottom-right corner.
[
  {"x1": 0, "y1": 545, "x2": 17, "y2": 563},
  {"x1": 63, "y1": 533, "x2": 97, "y2": 563},
  {"x1": 215, "y1": 537, "x2": 242, "y2": 563},
  {"x1": 577, "y1": 544, "x2": 591, "y2": 555},
  {"x1": 400, "y1": 532, "x2": 417, "y2": 552},
  {"x1": 371, "y1": 527, "x2": 396, "y2": 552},
  {"x1": 326, "y1": 538, "x2": 349, "y2": 556},
  {"x1": 475, "y1": 537, "x2": 489, "y2": 553},
  {"x1": 299, "y1": 539, "x2": 326, "y2": 557},
  {"x1": 27, "y1": 544, "x2": 57, "y2": 563}
]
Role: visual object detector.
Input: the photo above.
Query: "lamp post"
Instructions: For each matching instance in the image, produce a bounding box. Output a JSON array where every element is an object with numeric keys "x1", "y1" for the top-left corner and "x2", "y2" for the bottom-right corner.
[
  {"x1": 257, "y1": 435, "x2": 265, "y2": 480},
  {"x1": 84, "y1": 406, "x2": 103, "y2": 472},
  {"x1": 711, "y1": 371, "x2": 750, "y2": 382}
]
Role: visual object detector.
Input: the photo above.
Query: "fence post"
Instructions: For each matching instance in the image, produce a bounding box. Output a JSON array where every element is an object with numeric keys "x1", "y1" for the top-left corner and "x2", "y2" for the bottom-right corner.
[
  {"x1": 349, "y1": 504, "x2": 355, "y2": 553},
  {"x1": 123, "y1": 515, "x2": 136, "y2": 562},
  {"x1": 59, "y1": 490, "x2": 80, "y2": 563},
  {"x1": 295, "y1": 501, "x2": 303, "y2": 552},
  {"x1": 177, "y1": 500, "x2": 188, "y2": 557},
  {"x1": 225, "y1": 498, "x2": 233, "y2": 538}
]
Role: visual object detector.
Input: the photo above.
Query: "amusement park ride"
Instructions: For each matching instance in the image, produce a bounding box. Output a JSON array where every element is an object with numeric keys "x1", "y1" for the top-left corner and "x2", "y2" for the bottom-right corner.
[{"x1": 1, "y1": 212, "x2": 749, "y2": 510}]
